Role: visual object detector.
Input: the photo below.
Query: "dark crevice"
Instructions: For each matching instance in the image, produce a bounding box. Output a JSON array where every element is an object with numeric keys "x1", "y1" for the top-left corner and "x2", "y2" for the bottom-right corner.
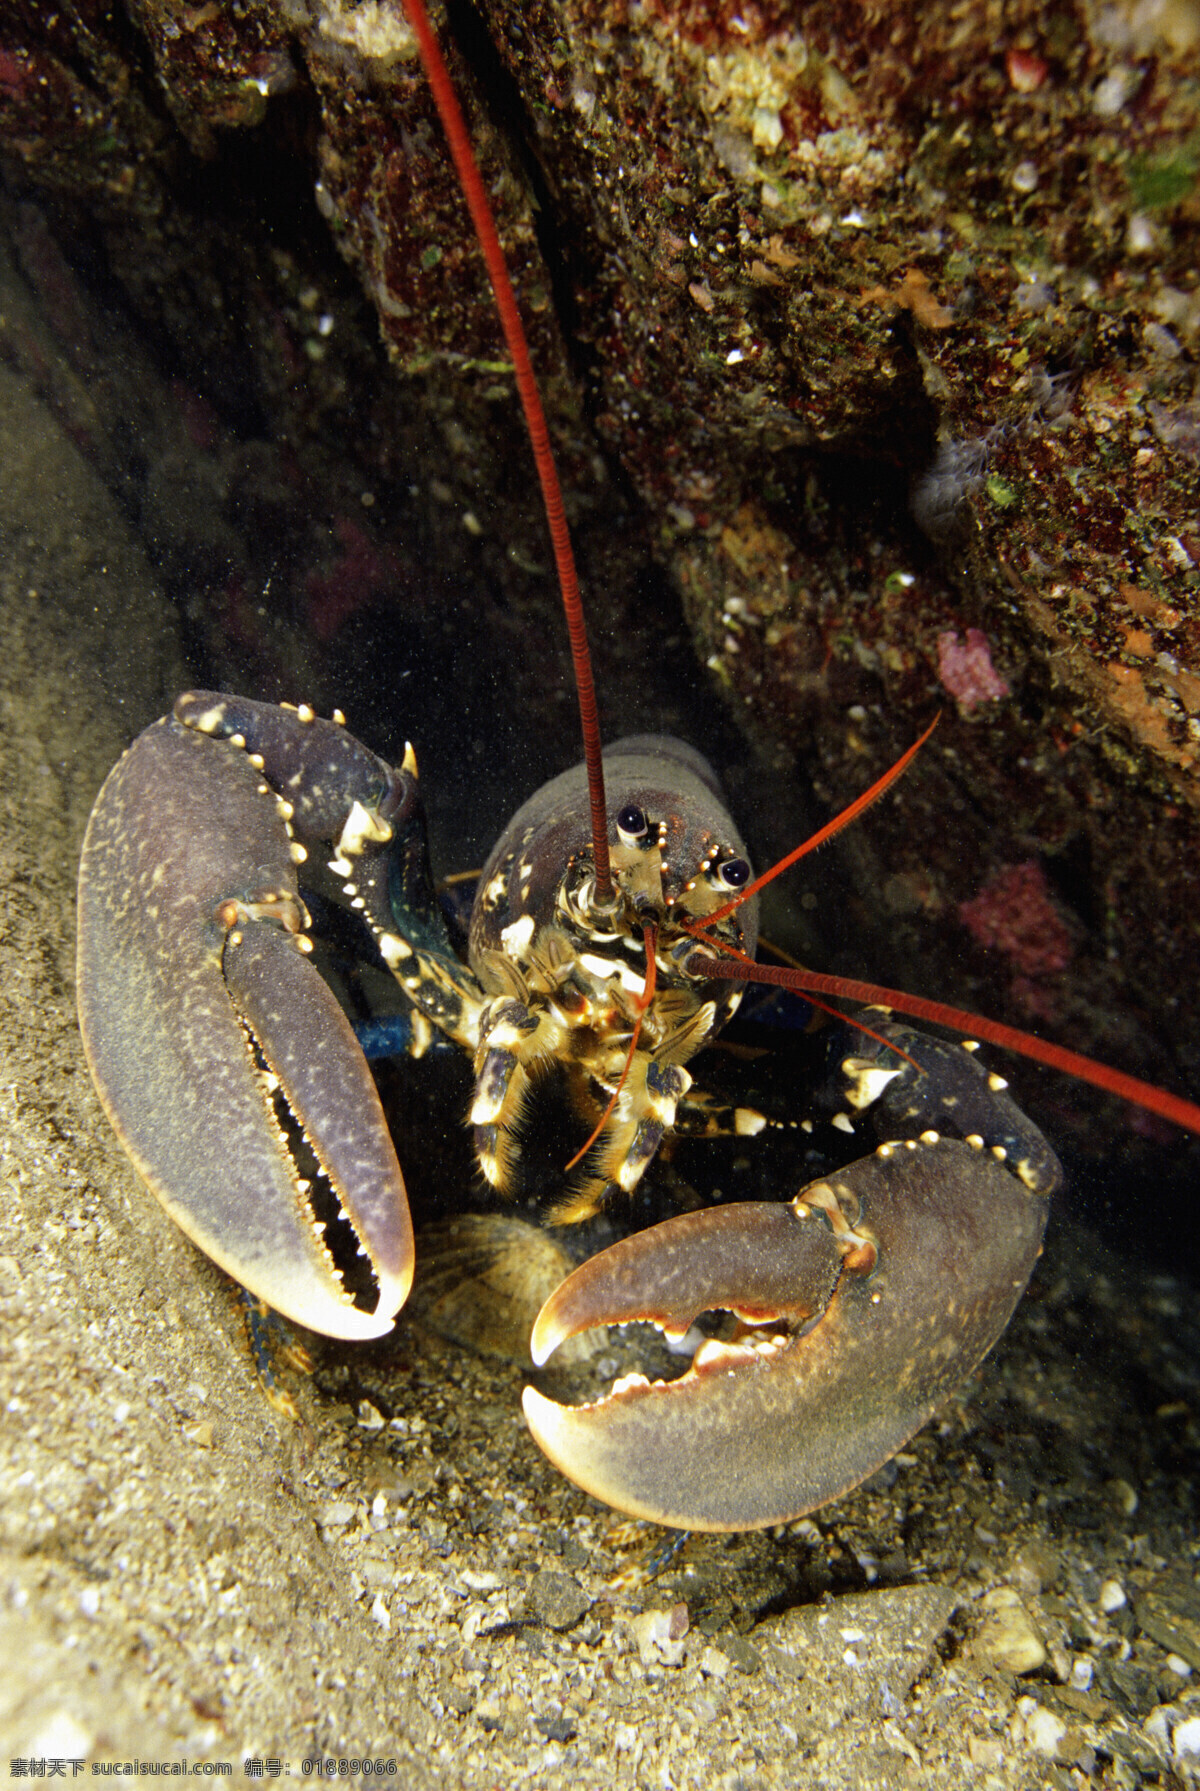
[{"x1": 442, "y1": 0, "x2": 604, "y2": 398}]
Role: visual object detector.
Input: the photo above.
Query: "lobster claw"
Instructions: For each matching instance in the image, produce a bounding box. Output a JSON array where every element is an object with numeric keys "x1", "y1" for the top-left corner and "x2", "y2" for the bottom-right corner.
[
  {"x1": 524, "y1": 1139, "x2": 1049, "y2": 1530},
  {"x1": 77, "y1": 709, "x2": 414, "y2": 1340}
]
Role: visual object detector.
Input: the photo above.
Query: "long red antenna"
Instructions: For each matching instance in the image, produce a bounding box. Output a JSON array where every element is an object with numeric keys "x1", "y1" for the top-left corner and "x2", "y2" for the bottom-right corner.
[
  {"x1": 694, "y1": 717, "x2": 938, "y2": 931},
  {"x1": 684, "y1": 950, "x2": 1200, "y2": 1137},
  {"x1": 400, "y1": 0, "x2": 612, "y2": 900}
]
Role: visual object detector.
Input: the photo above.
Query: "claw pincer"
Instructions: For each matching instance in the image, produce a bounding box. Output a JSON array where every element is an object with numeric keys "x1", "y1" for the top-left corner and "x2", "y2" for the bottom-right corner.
[
  {"x1": 77, "y1": 695, "x2": 414, "y2": 1339},
  {"x1": 526, "y1": 1132, "x2": 1054, "y2": 1532}
]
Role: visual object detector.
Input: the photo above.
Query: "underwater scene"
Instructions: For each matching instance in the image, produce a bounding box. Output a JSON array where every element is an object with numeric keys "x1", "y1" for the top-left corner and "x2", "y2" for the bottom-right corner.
[{"x1": 2, "y1": 0, "x2": 1200, "y2": 1784}]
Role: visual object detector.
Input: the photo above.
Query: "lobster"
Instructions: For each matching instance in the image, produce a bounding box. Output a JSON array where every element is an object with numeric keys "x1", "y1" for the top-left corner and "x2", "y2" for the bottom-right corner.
[{"x1": 75, "y1": 0, "x2": 1200, "y2": 1532}]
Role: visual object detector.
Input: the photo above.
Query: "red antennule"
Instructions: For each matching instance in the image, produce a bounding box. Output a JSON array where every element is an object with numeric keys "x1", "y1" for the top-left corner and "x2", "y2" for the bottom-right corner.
[
  {"x1": 685, "y1": 950, "x2": 1200, "y2": 1138},
  {"x1": 695, "y1": 716, "x2": 938, "y2": 928},
  {"x1": 400, "y1": 0, "x2": 612, "y2": 901}
]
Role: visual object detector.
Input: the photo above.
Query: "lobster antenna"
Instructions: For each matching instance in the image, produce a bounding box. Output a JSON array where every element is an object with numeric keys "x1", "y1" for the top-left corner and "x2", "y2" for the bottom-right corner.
[
  {"x1": 684, "y1": 950, "x2": 1200, "y2": 1137},
  {"x1": 401, "y1": 0, "x2": 613, "y2": 901},
  {"x1": 684, "y1": 721, "x2": 1200, "y2": 1136},
  {"x1": 693, "y1": 716, "x2": 938, "y2": 931}
]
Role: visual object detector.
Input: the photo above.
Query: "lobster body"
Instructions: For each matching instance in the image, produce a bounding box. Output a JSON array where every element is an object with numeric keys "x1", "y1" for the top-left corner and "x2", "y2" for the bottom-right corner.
[
  {"x1": 471, "y1": 734, "x2": 759, "y2": 983},
  {"x1": 79, "y1": 0, "x2": 1179, "y2": 1534},
  {"x1": 77, "y1": 691, "x2": 1062, "y2": 1528},
  {"x1": 465, "y1": 736, "x2": 759, "y2": 1212}
]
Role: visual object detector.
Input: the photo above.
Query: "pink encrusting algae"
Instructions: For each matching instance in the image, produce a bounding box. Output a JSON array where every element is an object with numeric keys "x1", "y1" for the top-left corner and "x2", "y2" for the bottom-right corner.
[
  {"x1": 958, "y1": 860, "x2": 1076, "y2": 1020},
  {"x1": 936, "y1": 628, "x2": 1011, "y2": 714}
]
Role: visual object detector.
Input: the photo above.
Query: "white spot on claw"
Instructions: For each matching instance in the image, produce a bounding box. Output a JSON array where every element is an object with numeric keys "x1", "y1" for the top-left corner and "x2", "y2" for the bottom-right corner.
[
  {"x1": 840, "y1": 1060, "x2": 904, "y2": 1110},
  {"x1": 337, "y1": 798, "x2": 391, "y2": 859}
]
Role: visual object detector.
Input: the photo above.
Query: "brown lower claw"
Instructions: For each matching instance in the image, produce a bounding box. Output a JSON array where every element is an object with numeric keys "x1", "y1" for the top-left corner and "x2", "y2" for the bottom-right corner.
[{"x1": 523, "y1": 1138, "x2": 1049, "y2": 1531}]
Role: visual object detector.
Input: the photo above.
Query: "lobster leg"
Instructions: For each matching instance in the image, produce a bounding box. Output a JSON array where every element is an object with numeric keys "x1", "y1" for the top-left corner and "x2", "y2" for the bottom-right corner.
[
  {"x1": 78, "y1": 705, "x2": 415, "y2": 1339},
  {"x1": 523, "y1": 1137, "x2": 1050, "y2": 1531},
  {"x1": 470, "y1": 996, "x2": 571, "y2": 1193},
  {"x1": 471, "y1": 990, "x2": 693, "y2": 1205}
]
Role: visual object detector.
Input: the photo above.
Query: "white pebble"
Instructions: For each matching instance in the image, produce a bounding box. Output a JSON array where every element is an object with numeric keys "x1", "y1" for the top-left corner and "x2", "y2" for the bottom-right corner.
[
  {"x1": 319, "y1": 1500, "x2": 357, "y2": 1528},
  {"x1": 978, "y1": 1587, "x2": 1047, "y2": 1675},
  {"x1": 1143, "y1": 321, "x2": 1182, "y2": 359},
  {"x1": 369, "y1": 1594, "x2": 391, "y2": 1631},
  {"x1": 1126, "y1": 213, "x2": 1159, "y2": 255},
  {"x1": 1167, "y1": 1654, "x2": 1194, "y2": 1679},
  {"x1": 1175, "y1": 1716, "x2": 1200, "y2": 1762},
  {"x1": 1070, "y1": 1657, "x2": 1094, "y2": 1691},
  {"x1": 461, "y1": 1569, "x2": 503, "y2": 1592},
  {"x1": 1025, "y1": 1708, "x2": 1066, "y2": 1756},
  {"x1": 1145, "y1": 1707, "x2": 1173, "y2": 1752},
  {"x1": 25, "y1": 1715, "x2": 92, "y2": 1760},
  {"x1": 1093, "y1": 65, "x2": 1141, "y2": 117},
  {"x1": 1099, "y1": 1579, "x2": 1127, "y2": 1613},
  {"x1": 631, "y1": 1609, "x2": 687, "y2": 1668}
]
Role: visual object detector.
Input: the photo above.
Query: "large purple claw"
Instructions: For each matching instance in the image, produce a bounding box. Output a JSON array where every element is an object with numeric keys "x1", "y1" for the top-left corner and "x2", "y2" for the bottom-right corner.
[
  {"x1": 77, "y1": 709, "x2": 413, "y2": 1340},
  {"x1": 524, "y1": 1138, "x2": 1049, "y2": 1530}
]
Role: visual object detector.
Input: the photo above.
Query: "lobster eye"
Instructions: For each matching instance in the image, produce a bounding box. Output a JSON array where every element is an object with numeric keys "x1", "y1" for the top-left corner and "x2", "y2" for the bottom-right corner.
[
  {"x1": 616, "y1": 804, "x2": 649, "y2": 843},
  {"x1": 717, "y1": 856, "x2": 751, "y2": 891}
]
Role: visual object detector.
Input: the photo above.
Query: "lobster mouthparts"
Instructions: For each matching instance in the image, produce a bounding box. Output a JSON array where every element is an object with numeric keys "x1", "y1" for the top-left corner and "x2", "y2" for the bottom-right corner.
[{"x1": 524, "y1": 1138, "x2": 1049, "y2": 1531}]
